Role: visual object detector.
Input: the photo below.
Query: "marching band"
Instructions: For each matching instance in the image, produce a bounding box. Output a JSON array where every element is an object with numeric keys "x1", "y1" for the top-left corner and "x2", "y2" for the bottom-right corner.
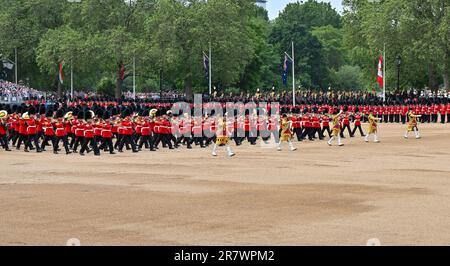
[{"x1": 0, "y1": 98, "x2": 449, "y2": 157}]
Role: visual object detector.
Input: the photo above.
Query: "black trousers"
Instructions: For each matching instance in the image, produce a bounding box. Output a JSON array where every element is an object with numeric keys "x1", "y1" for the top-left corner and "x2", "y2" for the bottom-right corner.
[
  {"x1": 447, "y1": 114, "x2": 450, "y2": 123},
  {"x1": 233, "y1": 130, "x2": 242, "y2": 145},
  {"x1": 25, "y1": 134, "x2": 40, "y2": 151},
  {"x1": 340, "y1": 124, "x2": 353, "y2": 137},
  {"x1": 16, "y1": 134, "x2": 32, "y2": 150},
  {"x1": 245, "y1": 131, "x2": 257, "y2": 145},
  {"x1": 440, "y1": 114, "x2": 446, "y2": 124},
  {"x1": 0, "y1": 134, "x2": 9, "y2": 150},
  {"x1": 432, "y1": 114, "x2": 438, "y2": 123},
  {"x1": 41, "y1": 135, "x2": 55, "y2": 150},
  {"x1": 190, "y1": 136, "x2": 205, "y2": 147},
  {"x1": 80, "y1": 137, "x2": 99, "y2": 154},
  {"x1": 300, "y1": 127, "x2": 313, "y2": 140},
  {"x1": 312, "y1": 127, "x2": 324, "y2": 140},
  {"x1": 99, "y1": 137, "x2": 114, "y2": 153},
  {"x1": 352, "y1": 125, "x2": 365, "y2": 137},
  {"x1": 72, "y1": 136, "x2": 84, "y2": 151},
  {"x1": 54, "y1": 136, "x2": 70, "y2": 153},
  {"x1": 114, "y1": 134, "x2": 123, "y2": 149},
  {"x1": 321, "y1": 126, "x2": 331, "y2": 138},
  {"x1": 8, "y1": 130, "x2": 17, "y2": 142},
  {"x1": 181, "y1": 135, "x2": 194, "y2": 148},
  {"x1": 293, "y1": 128, "x2": 302, "y2": 141},
  {"x1": 401, "y1": 115, "x2": 407, "y2": 124},
  {"x1": 119, "y1": 135, "x2": 137, "y2": 151},
  {"x1": 138, "y1": 135, "x2": 154, "y2": 150}
]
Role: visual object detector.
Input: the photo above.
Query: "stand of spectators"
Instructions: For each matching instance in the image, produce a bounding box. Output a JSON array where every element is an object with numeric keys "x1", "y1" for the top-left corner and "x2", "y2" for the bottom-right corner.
[{"x1": 0, "y1": 81, "x2": 43, "y2": 100}]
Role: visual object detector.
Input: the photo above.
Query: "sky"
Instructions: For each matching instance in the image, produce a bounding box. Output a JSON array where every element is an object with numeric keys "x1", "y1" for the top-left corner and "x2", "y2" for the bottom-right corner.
[{"x1": 266, "y1": 0, "x2": 344, "y2": 20}]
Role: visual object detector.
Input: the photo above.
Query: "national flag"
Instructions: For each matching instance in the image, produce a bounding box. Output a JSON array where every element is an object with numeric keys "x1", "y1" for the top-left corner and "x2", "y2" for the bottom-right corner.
[
  {"x1": 59, "y1": 61, "x2": 64, "y2": 84},
  {"x1": 377, "y1": 56, "x2": 383, "y2": 88},
  {"x1": 282, "y1": 55, "x2": 290, "y2": 86},
  {"x1": 203, "y1": 52, "x2": 209, "y2": 82}
]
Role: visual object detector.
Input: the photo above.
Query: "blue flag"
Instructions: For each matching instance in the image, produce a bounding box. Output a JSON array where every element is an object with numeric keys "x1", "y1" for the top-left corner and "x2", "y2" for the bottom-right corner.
[{"x1": 203, "y1": 53, "x2": 209, "y2": 82}]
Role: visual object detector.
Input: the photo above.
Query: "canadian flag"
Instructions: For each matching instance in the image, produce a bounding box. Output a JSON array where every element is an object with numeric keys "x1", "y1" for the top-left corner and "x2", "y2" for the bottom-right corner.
[
  {"x1": 377, "y1": 56, "x2": 383, "y2": 88},
  {"x1": 59, "y1": 61, "x2": 64, "y2": 84}
]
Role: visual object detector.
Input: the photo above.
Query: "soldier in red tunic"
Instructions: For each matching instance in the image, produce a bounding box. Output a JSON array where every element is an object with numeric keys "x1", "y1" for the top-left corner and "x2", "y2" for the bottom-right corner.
[
  {"x1": 440, "y1": 104, "x2": 447, "y2": 124},
  {"x1": 138, "y1": 114, "x2": 155, "y2": 151},
  {"x1": 118, "y1": 109, "x2": 138, "y2": 153},
  {"x1": 351, "y1": 108, "x2": 365, "y2": 137},
  {"x1": 340, "y1": 110, "x2": 353, "y2": 138},
  {"x1": 300, "y1": 108, "x2": 313, "y2": 141},
  {"x1": 24, "y1": 111, "x2": 42, "y2": 152},
  {"x1": 100, "y1": 112, "x2": 115, "y2": 154},
  {"x1": 53, "y1": 109, "x2": 72, "y2": 155},
  {"x1": 40, "y1": 110, "x2": 55, "y2": 152},
  {"x1": 311, "y1": 107, "x2": 323, "y2": 140},
  {"x1": 0, "y1": 110, "x2": 11, "y2": 151},
  {"x1": 291, "y1": 110, "x2": 302, "y2": 141},
  {"x1": 447, "y1": 103, "x2": 450, "y2": 123},
  {"x1": 321, "y1": 111, "x2": 331, "y2": 139},
  {"x1": 80, "y1": 110, "x2": 100, "y2": 156},
  {"x1": 16, "y1": 112, "x2": 29, "y2": 150}
]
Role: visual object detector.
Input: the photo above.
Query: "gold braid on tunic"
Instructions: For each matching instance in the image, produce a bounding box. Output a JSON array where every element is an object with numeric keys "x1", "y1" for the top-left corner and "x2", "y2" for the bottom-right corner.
[
  {"x1": 280, "y1": 118, "x2": 292, "y2": 142},
  {"x1": 407, "y1": 112, "x2": 421, "y2": 132},
  {"x1": 367, "y1": 114, "x2": 381, "y2": 134},
  {"x1": 331, "y1": 114, "x2": 341, "y2": 137},
  {"x1": 215, "y1": 118, "x2": 229, "y2": 146}
]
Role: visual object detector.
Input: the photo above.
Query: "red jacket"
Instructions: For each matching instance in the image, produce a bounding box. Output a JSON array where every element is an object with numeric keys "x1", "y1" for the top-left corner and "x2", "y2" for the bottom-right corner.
[
  {"x1": 26, "y1": 119, "x2": 37, "y2": 135},
  {"x1": 55, "y1": 122, "x2": 66, "y2": 137},
  {"x1": 19, "y1": 119, "x2": 27, "y2": 135},
  {"x1": 84, "y1": 123, "x2": 94, "y2": 138},
  {"x1": 121, "y1": 120, "x2": 133, "y2": 135},
  {"x1": 43, "y1": 121, "x2": 54, "y2": 136},
  {"x1": 101, "y1": 123, "x2": 112, "y2": 138}
]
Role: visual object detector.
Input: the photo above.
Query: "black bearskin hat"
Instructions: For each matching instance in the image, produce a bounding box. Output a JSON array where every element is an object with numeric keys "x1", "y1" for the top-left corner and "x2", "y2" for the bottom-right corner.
[
  {"x1": 103, "y1": 111, "x2": 111, "y2": 120},
  {"x1": 55, "y1": 109, "x2": 64, "y2": 119},
  {"x1": 84, "y1": 110, "x2": 93, "y2": 120},
  {"x1": 39, "y1": 104, "x2": 46, "y2": 115},
  {"x1": 45, "y1": 109, "x2": 53, "y2": 118},
  {"x1": 28, "y1": 106, "x2": 36, "y2": 115}
]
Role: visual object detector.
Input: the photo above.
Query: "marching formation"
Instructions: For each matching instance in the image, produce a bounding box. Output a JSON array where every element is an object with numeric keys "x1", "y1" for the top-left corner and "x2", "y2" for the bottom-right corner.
[{"x1": 0, "y1": 98, "x2": 447, "y2": 157}]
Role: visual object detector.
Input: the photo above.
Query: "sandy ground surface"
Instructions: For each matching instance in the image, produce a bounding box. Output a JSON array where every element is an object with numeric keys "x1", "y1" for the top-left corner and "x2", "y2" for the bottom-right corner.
[{"x1": 1, "y1": 123, "x2": 450, "y2": 246}]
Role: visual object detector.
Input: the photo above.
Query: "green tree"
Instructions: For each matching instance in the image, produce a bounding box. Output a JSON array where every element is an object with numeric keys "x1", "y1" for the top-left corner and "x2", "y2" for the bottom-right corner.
[{"x1": 270, "y1": 0, "x2": 342, "y2": 89}]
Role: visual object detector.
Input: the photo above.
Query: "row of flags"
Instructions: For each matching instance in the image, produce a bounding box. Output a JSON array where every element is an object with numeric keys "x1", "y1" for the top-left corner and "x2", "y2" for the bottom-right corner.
[
  {"x1": 281, "y1": 55, "x2": 385, "y2": 88},
  {"x1": 55, "y1": 53, "x2": 386, "y2": 90}
]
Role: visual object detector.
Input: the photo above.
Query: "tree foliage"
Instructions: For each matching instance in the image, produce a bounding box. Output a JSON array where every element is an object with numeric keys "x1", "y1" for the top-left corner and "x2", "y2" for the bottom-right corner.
[{"x1": 0, "y1": 0, "x2": 447, "y2": 97}]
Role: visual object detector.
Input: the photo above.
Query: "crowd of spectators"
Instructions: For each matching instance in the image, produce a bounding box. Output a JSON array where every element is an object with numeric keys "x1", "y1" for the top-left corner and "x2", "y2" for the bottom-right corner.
[{"x1": 0, "y1": 81, "x2": 43, "y2": 100}]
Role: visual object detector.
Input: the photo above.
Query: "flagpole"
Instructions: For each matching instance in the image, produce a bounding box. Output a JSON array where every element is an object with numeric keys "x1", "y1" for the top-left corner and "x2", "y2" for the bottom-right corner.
[
  {"x1": 383, "y1": 43, "x2": 386, "y2": 103},
  {"x1": 70, "y1": 59, "x2": 73, "y2": 99},
  {"x1": 133, "y1": 56, "x2": 136, "y2": 100},
  {"x1": 14, "y1": 48, "x2": 17, "y2": 84},
  {"x1": 292, "y1": 41, "x2": 295, "y2": 106},
  {"x1": 208, "y1": 42, "x2": 212, "y2": 95}
]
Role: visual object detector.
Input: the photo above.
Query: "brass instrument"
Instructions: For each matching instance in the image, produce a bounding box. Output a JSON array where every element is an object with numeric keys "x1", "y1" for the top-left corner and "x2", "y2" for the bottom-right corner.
[
  {"x1": 22, "y1": 112, "x2": 30, "y2": 120},
  {"x1": 64, "y1": 111, "x2": 74, "y2": 120},
  {"x1": 0, "y1": 110, "x2": 8, "y2": 120},
  {"x1": 89, "y1": 110, "x2": 95, "y2": 119}
]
